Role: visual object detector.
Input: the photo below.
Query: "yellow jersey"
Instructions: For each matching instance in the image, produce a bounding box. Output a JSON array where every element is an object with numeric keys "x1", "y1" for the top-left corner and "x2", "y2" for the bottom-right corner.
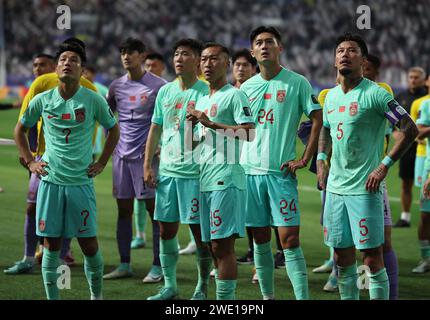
[
  {"x1": 18, "y1": 73, "x2": 97, "y2": 156},
  {"x1": 411, "y1": 94, "x2": 430, "y2": 157}
]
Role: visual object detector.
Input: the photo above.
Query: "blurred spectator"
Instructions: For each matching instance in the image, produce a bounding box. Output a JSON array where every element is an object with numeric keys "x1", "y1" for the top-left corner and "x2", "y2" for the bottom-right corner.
[{"x1": 4, "y1": 0, "x2": 430, "y2": 88}]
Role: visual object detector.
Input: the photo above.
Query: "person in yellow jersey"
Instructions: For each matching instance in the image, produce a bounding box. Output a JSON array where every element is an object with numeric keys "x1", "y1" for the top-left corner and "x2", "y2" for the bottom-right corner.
[
  {"x1": 4, "y1": 38, "x2": 98, "y2": 275},
  {"x1": 410, "y1": 74, "x2": 430, "y2": 189}
]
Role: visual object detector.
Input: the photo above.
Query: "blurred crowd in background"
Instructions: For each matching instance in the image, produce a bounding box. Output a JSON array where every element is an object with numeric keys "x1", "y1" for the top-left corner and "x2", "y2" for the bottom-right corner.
[{"x1": 3, "y1": 0, "x2": 430, "y2": 90}]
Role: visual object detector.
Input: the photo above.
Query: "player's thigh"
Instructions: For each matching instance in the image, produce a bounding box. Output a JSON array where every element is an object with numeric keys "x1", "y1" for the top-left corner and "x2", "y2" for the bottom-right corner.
[
  {"x1": 267, "y1": 174, "x2": 300, "y2": 227},
  {"x1": 345, "y1": 192, "x2": 384, "y2": 250},
  {"x1": 130, "y1": 158, "x2": 156, "y2": 200},
  {"x1": 202, "y1": 188, "x2": 246, "y2": 243},
  {"x1": 176, "y1": 178, "x2": 201, "y2": 224},
  {"x1": 36, "y1": 181, "x2": 65, "y2": 238},
  {"x1": 420, "y1": 171, "x2": 430, "y2": 214},
  {"x1": 323, "y1": 191, "x2": 354, "y2": 249},
  {"x1": 112, "y1": 155, "x2": 135, "y2": 199},
  {"x1": 64, "y1": 184, "x2": 98, "y2": 239},
  {"x1": 27, "y1": 172, "x2": 40, "y2": 206},
  {"x1": 245, "y1": 175, "x2": 271, "y2": 227},
  {"x1": 154, "y1": 175, "x2": 180, "y2": 222},
  {"x1": 382, "y1": 181, "x2": 392, "y2": 227},
  {"x1": 415, "y1": 155, "x2": 426, "y2": 187}
]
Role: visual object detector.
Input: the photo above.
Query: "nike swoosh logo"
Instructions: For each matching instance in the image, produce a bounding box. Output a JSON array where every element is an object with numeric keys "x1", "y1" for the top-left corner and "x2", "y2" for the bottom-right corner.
[
  {"x1": 211, "y1": 230, "x2": 218, "y2": 234},
  {"x1": 190, "y1": 215, "x2": 199, "y2": 220},
  {"x1": 47, "y1": 115, "x2": 57, "y2": 119},
  {"x1": 327, "y1": 109, "x2": 335, "y2": 114},
  {"x1": 284, "y1": 217, "x2": 294, "y2": 222},
  {"x1": 79, "y1": 228, "x2": 88, "y2": 233},
  {"x1": 249, "y1": 97, "x2": 257, "y2": 102},
  {"x1": 359, "y1": 238, "x2": 369, "y2": 244}
]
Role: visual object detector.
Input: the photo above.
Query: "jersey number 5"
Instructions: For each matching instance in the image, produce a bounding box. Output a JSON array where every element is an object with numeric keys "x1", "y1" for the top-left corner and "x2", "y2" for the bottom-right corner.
[{"x1": 336, "y1": 122, "x2": 344, "y2": 140}]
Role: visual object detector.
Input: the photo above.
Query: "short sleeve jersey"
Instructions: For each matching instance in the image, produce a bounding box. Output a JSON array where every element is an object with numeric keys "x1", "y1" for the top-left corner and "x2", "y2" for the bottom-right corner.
[
  {"x1": 195, "y1": 84, "x2": 254, "y2": 192},
  {"x1": 151, "y1": 79, "x2": 209, "y2": 178},
  {"x1": 21, "y1": 86, "x2": 116, "y2": 186},
  {"x1": 323, "y1": 78, "x2": 407, "y2": 194},
  {"x1": 107, "y1": 72, "x2": 167, "y2": 159},
  {"x1": 240, "y1": 67, "x2": 321, "y2": 175}
]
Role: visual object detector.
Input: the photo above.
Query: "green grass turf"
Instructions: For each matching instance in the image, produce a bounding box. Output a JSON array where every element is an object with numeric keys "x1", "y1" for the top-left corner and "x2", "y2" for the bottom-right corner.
[{"x1": 0, "y1": 108, "x2": 429, "y2": 300}]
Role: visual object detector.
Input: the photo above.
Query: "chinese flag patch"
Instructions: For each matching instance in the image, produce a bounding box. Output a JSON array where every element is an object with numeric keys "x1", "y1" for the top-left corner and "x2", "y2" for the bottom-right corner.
[{"x1": 61, "y1": 113, "x2": 71, "y2": 120}]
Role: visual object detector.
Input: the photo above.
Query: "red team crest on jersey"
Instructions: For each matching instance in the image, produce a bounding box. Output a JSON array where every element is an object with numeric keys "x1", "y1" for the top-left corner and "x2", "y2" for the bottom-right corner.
[
  {"x1": 75, "y1": 108, "x2": 85, "y2": 122},
  {"x1": 39, "y1": 220, "x2": 45, "y2": 232},
  {"x1": 349, "y1": 102, "x2": 358, "y2": 116},
  {"x1": 140, "y1": 95, "x2": 148, "y2": 105},
  {"x1": 210, "y1": 104, "x2": 218, "y2": 117},
  {"x1": 277, "y1": 90, "x2": 286, "y2": 103},
  {"x1": 187, "y1": 100, "x2": 196, "y2": 110}
]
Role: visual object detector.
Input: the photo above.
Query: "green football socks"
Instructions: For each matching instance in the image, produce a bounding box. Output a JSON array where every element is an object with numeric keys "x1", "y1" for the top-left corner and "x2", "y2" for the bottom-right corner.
[
  {"x1": 284, "y1": 247, "x2": 309, "y2": 300},
  {"x1": 160, "y1": 237, "x2": 179, "y2": 290}
]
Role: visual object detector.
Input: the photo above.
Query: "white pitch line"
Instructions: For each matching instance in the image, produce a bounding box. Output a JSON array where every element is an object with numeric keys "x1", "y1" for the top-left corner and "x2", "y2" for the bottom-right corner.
[
  {"x1": 0, "y1": 138, "x2": 15, "y2": 145},
  {"x1": 298, "y1": 185, "x2": 419, "y2": 204}
]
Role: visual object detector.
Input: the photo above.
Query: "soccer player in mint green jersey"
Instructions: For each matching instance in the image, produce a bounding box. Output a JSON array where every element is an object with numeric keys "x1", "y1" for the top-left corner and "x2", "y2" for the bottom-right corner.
[
  {"x1": 413, "y1": 99, "x2": 430, "y2": 273},
  {"x1": 240, "y1": 26, "x2": 322, "y2": 300},
  {"x1": 317, "y1": 33, "x2": 418, "y2": 300},
  {"x1": 14, "y1": 41, "x2": 119, "y2": 300},
  {"x1": 144, "y1": 39, "x2": 212, "y2": 300},
  {"x1": 186, "y1": 43, "x2": 255, "y2": 300}
]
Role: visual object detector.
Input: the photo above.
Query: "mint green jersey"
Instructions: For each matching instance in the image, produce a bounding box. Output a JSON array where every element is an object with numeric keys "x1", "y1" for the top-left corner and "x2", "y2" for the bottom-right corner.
[
  {"x1": 152, "y1": 79, "x2": 209, "y2": 178},
  {"x1": 21, "y1": 86, "x2": 117, "y2": 185},
  {"x1": 323, "y1": 78, "x2": 407, "y2": 195},
  {"x1": 195, "y1": 83, "x2": 254, "y2": 192},
  {"x1": 240, "y1": 67, "x2": 321, "y2": 175},
  {"x1": 416, "y1": 98, "x2": 430, "y2": 171},
  {"x1": 94, "y1": 82, "x2": 109, "y2": 99}
]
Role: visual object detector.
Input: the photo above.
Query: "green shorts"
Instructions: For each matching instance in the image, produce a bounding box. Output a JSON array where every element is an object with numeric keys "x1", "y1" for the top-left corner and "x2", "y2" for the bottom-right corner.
[
  {"x1": 420, "y1": 169, "x2": 430, "y2": 213},
  {"x1": 200, "y1": 187, "x2": 246, "y2": 242},
  {"x1": 415, "y1": 155, "x2": 426, "y2": 187},
  {"x1": 323, "y1": 191, "x2": 384, "y2": 250},
  {"x1": 36, "y1": 180, "x2": 97, "y2": 238},
  {"x1": 245, "y1": 174, "x2": 300, "y2": 227},
  {"x1": 154, "y1": 175, "x2": 200, "y2": 224}
]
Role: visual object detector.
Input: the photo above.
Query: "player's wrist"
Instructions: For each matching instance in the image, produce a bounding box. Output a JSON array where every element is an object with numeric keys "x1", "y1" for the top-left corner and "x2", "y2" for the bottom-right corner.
[
  {"x1": 300, "y1": 158, "x2": 308, "y2": 167},
  {"x1": 317, "y1": 152, "x2": 328, "y2": 161},
  {"x1": 25, "y1": 158, "x2": 35, "y2": 168},
  {"x1": 381, "y1": 155, "x2": 394, "y2": 168}
]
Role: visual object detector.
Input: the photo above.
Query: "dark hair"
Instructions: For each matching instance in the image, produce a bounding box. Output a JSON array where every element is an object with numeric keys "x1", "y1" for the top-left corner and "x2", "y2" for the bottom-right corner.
[
  {"x1": 62, "y1": 37, "x2": 86, "y2": 50},
  {"x1": 202, "y1": 42, "x2": 230, "y2": 58},
  {"x1": 85, "y1": 65, "x2": 97, "y2": 73},
  {"x1": 119, "y1": 37, "x2": 146, "y2": 54},
  {"x1": 144, "y1": 52, "x2": 165, "y2": 63},
  {"x1": 34, "y1": 53, "x2": 55, "y2": 61},
  {"x1": 56, "y1": 41, "x2": 87, "y2": 65},
  {"x1": 366, "y1": 54, "x2": 381, "y2": 70},
  {"x1": 232, "y1": 48, "x2": 257, "y2": 67},
  {"x1": 250, "y1": 26, "x2": 282, "y2": 45},
  {"x1": 173, "y1": 38, "x2": 204, "y2": 56},
  {"x1": 335, "y1": 33, "x2": 368, "y2": 57}
]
